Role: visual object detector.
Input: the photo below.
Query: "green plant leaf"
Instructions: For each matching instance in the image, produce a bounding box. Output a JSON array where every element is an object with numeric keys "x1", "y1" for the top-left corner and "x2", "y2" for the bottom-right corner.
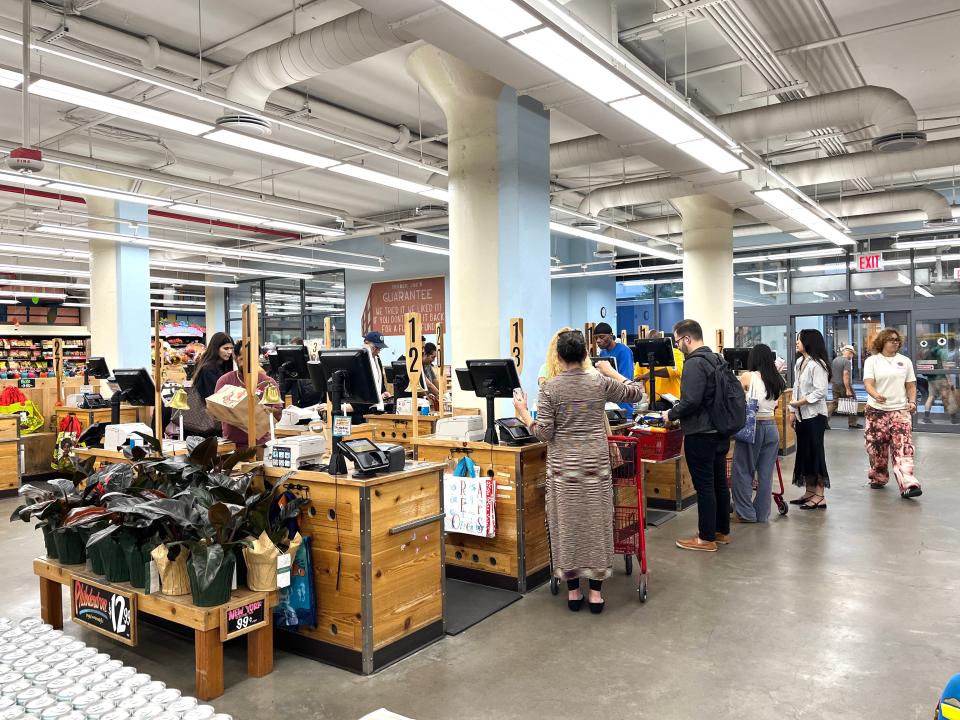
[
  {"x1": 189, "y1": 542, "x2": 225, "y2": 592},
  {"x1": 133, "y1": 432, "x2": 162, "y2": 453},
  {"x1": 187, "y1": 437, "x2": 219, "y2": 469},
  {"x1": 219, "y1": 447, "x2": 257, "y2": 472}
]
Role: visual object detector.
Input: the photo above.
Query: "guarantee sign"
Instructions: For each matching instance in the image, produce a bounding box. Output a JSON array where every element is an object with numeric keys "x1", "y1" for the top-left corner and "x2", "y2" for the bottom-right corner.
[{"x1": 71, "y1": 578, "x2": 137, "y2": 646}]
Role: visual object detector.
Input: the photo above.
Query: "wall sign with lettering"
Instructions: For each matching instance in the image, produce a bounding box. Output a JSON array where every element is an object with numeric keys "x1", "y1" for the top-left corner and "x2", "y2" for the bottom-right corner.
[
  {"x1": 361, "y1": 276, "x2": 445, "y2": 337},
  {"x1": 220, "y1": 595, "x2": 268, "y2": 641},
  {"x1": 71, "y1": 578, "x2": 137, "y2": 646}
]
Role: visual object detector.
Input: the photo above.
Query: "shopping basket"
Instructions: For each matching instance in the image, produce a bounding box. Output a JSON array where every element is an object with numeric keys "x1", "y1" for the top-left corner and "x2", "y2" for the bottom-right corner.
[{"x1": 629, "y1": 426, "x2": 684, "y2": 462}]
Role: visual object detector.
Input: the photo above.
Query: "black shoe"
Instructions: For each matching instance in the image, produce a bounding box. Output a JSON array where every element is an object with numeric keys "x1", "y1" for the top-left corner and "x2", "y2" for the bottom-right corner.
[
  {"x1": 568, "y1": 596, "x2": 584, "y2": 612},
  {"x1": 922, "y1": 415, "x2": 933, "y2": 424},
  {"x1": 869, "y1": 482, "x2": 885, "y2": 489},
  {"x1": 849, "y1": 424, "x2": 863, "y2": 429},
  {"x1": 901, "y1": 486, "x2": 922, "y2": 499},
  {"x1": 789, "y1": 495, "x2": 814, "y2": 505},
  {"x1": 588, "y1": 601, "x2": 605, "y2": 615}
]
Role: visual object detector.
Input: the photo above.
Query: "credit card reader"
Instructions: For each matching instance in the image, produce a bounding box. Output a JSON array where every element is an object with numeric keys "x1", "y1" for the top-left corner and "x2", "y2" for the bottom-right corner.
[
  {"x1": 496, "y1": 417, "x2": 537, "y2": 446},
  {"x1": 80, "y1": 393, "x2": 109, "y2": 410},
  {"x1": 339, "y1": 438, "x2": 402, "y2": 476}
]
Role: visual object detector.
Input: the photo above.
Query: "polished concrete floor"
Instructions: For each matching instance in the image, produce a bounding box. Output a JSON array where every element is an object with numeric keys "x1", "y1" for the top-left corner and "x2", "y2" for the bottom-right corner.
[{"x1": 4, "y1": 427, "x2": 958, "y2": 719}]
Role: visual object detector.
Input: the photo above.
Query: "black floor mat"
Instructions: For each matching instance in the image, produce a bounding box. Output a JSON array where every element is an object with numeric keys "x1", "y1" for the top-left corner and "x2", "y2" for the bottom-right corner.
[
  {"x1": 444, "y1": 580, "x2": 522, "y2": 635},
  {"x1": 646, "y1": 509, "x2": 677, "y2": 527}
]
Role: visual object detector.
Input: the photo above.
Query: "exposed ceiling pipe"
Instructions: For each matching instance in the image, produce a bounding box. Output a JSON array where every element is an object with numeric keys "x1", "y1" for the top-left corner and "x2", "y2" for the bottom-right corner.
[
  {"x1": 551, "y1": 135, "x2": 625, "y2": 172},
  {"x1": 0, "y1": 0, "x2": 446, "y2": 159},
  {"x1": 226, "y1": 10, "x2": 414, "y2": 113},
  {"x1": 577, "y1": 177, "x2": 693, "y2": 215},
  {"x1": 780, "y1": 137, "x2": 960, "y2": 187},
  {"x1": 716, "y1": 86, "x2": 924, "y2": 152}
]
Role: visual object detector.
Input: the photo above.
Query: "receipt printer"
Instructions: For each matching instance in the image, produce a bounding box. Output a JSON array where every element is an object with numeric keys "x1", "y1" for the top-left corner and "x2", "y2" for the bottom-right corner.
[
  {"x1": 265, "y1": 434, "x2": 327, "y2": 469},
  {"x1": 434, "y1": 415, "x2": 485, "y2": 442},
  {"x1": 277, "y1": 406, "x2": 322, "y2": 429},
  {"x1": 339, "y1": 438, "x2": 405, "y2": 476},
  {"x1": 104, "y1": 423, "x2": 154, "y2": 452}
]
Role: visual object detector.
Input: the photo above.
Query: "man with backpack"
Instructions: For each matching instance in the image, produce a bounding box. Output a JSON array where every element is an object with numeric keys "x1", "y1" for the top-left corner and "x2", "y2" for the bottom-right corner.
[{"x1": 663, "y1": 319, "x2": 746, "y2": 552}]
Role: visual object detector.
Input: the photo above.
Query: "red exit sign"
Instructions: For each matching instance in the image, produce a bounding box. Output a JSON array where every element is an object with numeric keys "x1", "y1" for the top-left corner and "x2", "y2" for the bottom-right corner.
[{"x1": 856, "y1": 253, "x2": 883, "y2": 271}]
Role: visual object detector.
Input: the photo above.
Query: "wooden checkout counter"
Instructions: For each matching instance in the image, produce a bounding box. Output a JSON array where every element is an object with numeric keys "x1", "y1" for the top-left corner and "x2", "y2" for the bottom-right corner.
[
  {"x1": 413, "y1": 436, "x2": 550, "y2": 594},
  {"x1": 263, "y1": 461, "x2": 446, "y2": 675},
  {"x1": 364, "y1": 409, "x2": 481, "y2": 451}
]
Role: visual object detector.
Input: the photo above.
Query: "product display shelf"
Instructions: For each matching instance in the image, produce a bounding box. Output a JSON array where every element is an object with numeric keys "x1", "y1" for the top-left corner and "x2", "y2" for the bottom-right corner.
[
  {"x1": 775, "y1": 389, "x2": 797, "y2": 455},
  {"x1": 54, "y1": 406, "x2": 145, "y2": 434},
  {"x1": 34, "y1": 557, "x2": 275, "y2": 701},
  {"x1": 263, "y1": 462, "x2": 446, "y2": 675},
  {"x1": 413, "y1": 437, "x2": 550, "y2": 594},
  {"x1": 0, "y1": 413, "x2": 20, "y2": 493}
]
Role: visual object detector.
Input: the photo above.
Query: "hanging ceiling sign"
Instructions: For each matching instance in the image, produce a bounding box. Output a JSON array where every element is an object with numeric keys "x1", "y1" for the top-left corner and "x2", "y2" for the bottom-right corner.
[{"x1": 855, "y1": 253, "x2": 883, "y2": 272}]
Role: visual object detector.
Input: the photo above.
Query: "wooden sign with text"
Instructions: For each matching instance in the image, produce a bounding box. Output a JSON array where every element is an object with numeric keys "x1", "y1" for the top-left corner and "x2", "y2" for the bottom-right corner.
[
  {"x1": 72, "y1": 577, "x2": 137, "y2": 646},
  {"x1": 509, "y1": 318, "x2": 524, "y2": 375},
  {"x1": 405, "y1": 313, "x2": 423, "y2": 434},
  {"x1": 362, "y1": 277, "x2": 445, "y2": 337},
  {"x1": 220, "y1": 595, "x2": 268, "y2": 642}
]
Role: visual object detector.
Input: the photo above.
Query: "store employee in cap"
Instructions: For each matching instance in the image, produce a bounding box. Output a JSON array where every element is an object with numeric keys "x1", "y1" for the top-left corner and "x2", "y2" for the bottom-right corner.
[
  {"x1": 344, "y1": 331, "x2": 392, "y2": 422},
  {"x1": 595, "y1": 322, "x2": 637, "y2": 416}
]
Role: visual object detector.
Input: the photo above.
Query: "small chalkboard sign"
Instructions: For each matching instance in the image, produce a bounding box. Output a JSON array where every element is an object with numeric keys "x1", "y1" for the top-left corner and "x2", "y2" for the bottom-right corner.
[
  {"x1": 220, "y1": 595, "x2": 268, "y2": 641},
  {"x1": 17, "y1": 378, "x2": 35, "y2": 389},
  {"x1": 71, "y1": 578, "x2": 137, "y2": 646}
]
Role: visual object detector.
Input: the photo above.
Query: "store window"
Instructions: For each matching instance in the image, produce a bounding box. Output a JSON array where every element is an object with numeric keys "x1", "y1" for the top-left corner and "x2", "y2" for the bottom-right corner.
[
  {"x1": 304, "y1": 272, "x2": 346, "y2": 348},
  {"x1": 734, "y1": 324, "x2": 790, "y2": 364},
  {"x1": 914, "y1": 318, "x2": 960, "y2": 425},
  {"x1": 227, "y1": 280, "x2": 260, "y2": 341},
  {"x1": 263, "y1": 279, "x2": 304, "y2": 345},
  {"x1": 616, "y1": 280, "x2": 656, "y2": 336},
  {"x1": 790, "y1": 255, "x2": 849, "y2": 304},
  {"x1": 913, "y1": 249, "x2": 960, "y2": 300},
  {"x1": 849, "y1": 249, "x2": 914, "y2": 300},
  {"x1": 734, "y1": 260, "x2": 787, "y2": 306},
  {"x1": 657, "y1": 282, "x2": 684, "y2": 332}
]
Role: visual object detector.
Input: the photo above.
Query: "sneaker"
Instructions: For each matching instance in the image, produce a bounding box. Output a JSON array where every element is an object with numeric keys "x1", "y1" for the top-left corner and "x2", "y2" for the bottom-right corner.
[
  {"x1": 901, "y1": 486, "x2": 922, "y2": 499},
  {"x1": 676, "y1": 536, "x2": 718, "y2": 552}
]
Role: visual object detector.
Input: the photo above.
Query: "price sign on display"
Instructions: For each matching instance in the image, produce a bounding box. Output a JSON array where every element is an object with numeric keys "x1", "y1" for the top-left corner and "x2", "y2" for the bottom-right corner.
[
  {"x1": 509, "y1": 318, "x2": 524, "y2": 374},
  {"x1": 856, "y1": 253, "x2": 883, "y2": 272},
  {"x1": 17, "y1": 378, "x2": 35, "y2": 389},
  {"x1": 72, "y1": 578, "x2": 137, "y2": 646},
  {"x1": 220, "y1": 595, "x2": 267, "y2": 641}
]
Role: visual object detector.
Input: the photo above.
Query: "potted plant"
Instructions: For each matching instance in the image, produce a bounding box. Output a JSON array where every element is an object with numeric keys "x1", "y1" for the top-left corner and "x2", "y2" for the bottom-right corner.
[
  {"x1": 241, "y1": 476, "x2": 307, "y2": 592},
  {"x1": 11, "y1": 478, "x2": 89, "y2": 564}
]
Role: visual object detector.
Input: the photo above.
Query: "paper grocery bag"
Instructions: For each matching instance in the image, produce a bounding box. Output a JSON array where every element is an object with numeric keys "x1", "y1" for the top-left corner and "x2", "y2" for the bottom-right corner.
[
  {"x1": 205, "y1": 385, "x2": 272, "y2": 438},
  {"x1": 242, "y1": 532, "x2": 303, "y2": 592}
]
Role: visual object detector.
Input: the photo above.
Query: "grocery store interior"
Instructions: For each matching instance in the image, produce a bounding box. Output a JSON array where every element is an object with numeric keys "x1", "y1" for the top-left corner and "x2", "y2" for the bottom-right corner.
[{"x1": 0, "y1": 0, "x2": 958, "y2": 719}]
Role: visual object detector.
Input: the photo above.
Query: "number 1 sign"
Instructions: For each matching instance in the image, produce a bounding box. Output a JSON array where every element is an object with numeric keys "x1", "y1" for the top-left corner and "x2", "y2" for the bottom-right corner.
[{"x1": 510, "y1": 318, "x2": 524, "y2": 375}]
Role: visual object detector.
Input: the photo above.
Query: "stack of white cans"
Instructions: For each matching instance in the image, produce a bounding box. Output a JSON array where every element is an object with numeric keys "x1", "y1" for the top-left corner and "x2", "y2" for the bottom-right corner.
[{"x1": 0, "y1": 618, "x2": 233, "y2": 720}]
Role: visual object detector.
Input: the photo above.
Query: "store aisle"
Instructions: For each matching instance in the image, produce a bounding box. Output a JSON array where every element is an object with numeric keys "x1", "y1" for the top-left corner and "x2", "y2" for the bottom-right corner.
[{"x1": 2, "y1": 430, "x2": 957, "y2": 720}]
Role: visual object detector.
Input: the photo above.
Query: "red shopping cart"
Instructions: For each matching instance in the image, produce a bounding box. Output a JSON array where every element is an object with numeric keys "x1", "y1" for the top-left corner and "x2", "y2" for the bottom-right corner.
[{"x1": 725, "y1": 454, "x2": 788, "y2": 516}]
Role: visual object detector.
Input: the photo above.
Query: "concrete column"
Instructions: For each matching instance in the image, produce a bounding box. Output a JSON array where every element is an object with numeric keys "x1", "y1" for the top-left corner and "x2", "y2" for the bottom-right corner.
[
  {"x1": 408, "y1": 47, "x2": 551, "y2": 413},
  {"x1": 204, "y1": 287, "x2": 226, "y2": 338},
  {"x1": 673, "y1": 194, "x2": 734, "y2": 346}
]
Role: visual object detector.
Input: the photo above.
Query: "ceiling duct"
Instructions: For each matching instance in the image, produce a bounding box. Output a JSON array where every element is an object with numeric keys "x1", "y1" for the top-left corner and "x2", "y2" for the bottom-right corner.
[
  {"x1": 223, "y1": 10, "x2": 415, "y2": 137},
  {"x1": 577, "y1": 177, "x2": 693, "y2": 215}
]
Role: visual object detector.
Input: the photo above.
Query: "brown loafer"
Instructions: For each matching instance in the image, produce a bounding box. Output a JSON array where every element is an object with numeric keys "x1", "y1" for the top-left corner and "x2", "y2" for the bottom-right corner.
[
  {"x1": 676, "y1": 536, "x2": 718, "y2": 552},
  {"x1": 732, "y1": 514, "x2": 755, "y2": 523},
  {"x1": 714, "y1": 533, "x2": 731, "y2": 544}
]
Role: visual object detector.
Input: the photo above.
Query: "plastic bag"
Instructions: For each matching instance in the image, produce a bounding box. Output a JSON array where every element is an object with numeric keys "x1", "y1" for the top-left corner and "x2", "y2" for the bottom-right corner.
[
  {"x1": 274, "y1": 536, "x2": 316, "y2": 630},
  {"x1": 51, "y1": 414, "x2": 82, "y2": 470},
  {"x1": 444, "y1": 456, "x2": 496, "y2": 538}
]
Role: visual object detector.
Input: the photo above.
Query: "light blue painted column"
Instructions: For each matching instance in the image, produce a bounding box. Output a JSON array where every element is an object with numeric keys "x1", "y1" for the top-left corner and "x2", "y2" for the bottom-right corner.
[{"x1": 498, "y1": 91, "x2": 551, "y2": 394}]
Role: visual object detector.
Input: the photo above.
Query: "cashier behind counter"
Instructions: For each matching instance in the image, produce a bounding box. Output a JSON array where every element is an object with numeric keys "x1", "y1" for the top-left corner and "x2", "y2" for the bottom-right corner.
[
  {"x1": 634, "y1": 330, "x2": 684, "y2": 410},
  {"x1": 342, "y1": 332, "x2": 394, "y2": 423}
]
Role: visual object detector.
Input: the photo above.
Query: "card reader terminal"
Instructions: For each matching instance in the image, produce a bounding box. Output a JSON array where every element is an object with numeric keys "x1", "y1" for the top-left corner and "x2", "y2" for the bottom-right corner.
[
  {"x1": 339, "y1": 438, "x2": 404, "y2": 476},
  {"x1": 496, "y1": 417, "x2": 537, "y2": 446}
]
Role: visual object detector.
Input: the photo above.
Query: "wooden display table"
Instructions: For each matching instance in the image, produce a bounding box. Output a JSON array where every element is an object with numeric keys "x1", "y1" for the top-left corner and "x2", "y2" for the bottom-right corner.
[
  {"x1": 0, "y1": 414, "x2": 20, "y2": 492},
  {"x1": 34, "y1": 558, "x2": 274, "y2": 701},
  {"x1": 643, "y1": 454, "x2": 696, "y2": 511},
  {"x1": 264, "y1": 461, "x2": 446, "y2": 675},
  {"x1": 275, "y1": 423, "x2": 374, "y2": 441},
  {"x1": 74, "y1": 442, "x2": 237, "y2": 468},
  {"x1": 413, "y1": 437, "x2": 550, "y2": 594},
  {"x1": 55, "y1": 405, "x2": 144, "y2": 432},
  {"x1": 775, "y1": 389, "x2": 797, "y2": 455}
]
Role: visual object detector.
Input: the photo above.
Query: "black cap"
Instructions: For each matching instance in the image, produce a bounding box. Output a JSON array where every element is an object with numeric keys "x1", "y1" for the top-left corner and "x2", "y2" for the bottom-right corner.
[{"x1": 594, "y1": 322, "x2": 613, "y2": 335}]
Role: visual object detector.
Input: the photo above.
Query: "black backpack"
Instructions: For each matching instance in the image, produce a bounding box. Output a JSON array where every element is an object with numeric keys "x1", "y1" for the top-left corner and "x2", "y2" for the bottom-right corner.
[{"x1": 703, "y1": 353, "x2": 747, "y2": 436}]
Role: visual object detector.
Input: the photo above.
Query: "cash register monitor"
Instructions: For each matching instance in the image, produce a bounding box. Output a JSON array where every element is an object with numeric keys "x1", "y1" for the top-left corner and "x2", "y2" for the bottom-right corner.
[
  {"x1": 84, "y1": 357, "x2": 110, "y2": 382},
  {"x1": 455, "y1": 368, "x2": 475, "y2": 392},
  {"x1": 318, "y1": 349, "x2": 381, "y2": 474},
  {"x1": 306, "y1": 361, "x2": 328, "y2": 401},
  {"x1": 275, "y1": 345, "x2": 310, "y2": 379},
  {"x1": 113, "y1": 368, "x2": 156, "y2": 406},
  {"x1": 390, "y1": 360, "x2": 426, "y2": 399},
  {"x1": 465, "y1": 359, "x2": 522, "y2": 445},
  {"x1": 632, "y1": 338, "x2": 675, "y2": 367},
  {"x1": 722, "y1": 347, "x2": 751, "y2": 373}
]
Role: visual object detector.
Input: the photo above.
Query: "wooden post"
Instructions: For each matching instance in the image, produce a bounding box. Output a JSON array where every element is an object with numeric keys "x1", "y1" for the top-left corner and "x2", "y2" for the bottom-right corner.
[
  {"x1": 39, "y1": 577, "x2": 63, "y2": 629},
  {"x1": 509, "y1": 318, "x2": 524, "y2": 376},
  {"x1": 153, "y1": 313, "x2": 164, "y2": 442},
  {"x1": 246, "y1": 616, "x2": 273, "y2": 678},
  {"x1": 435, "y1": 322, "x2": 446, "y2": 418},
  {"x1": 620, "y1": 329, "x2": 628, "y2": 345},
  {"x1": 716, "y1": 329, "x2": 725, "y2": 353},
  {"x1": 404, "y1": 312, "x2": 423, "y2": 441},
  {"x1": 639, "y1": 325, "x2": 649, "y2": 340},
  {"x1": 323, "y1": 318, "x2": 333, "y2": 442},
  {"x1": 242, "y1": 303, "x2": 260, "y2": 449},
  {"x1": 194, "y1": 627, "x2": 224, "y2": 701},
  {"x1": 323, "y1": 317, "x2": 332, "y2": 349},
  {"x1": 52, "y1": 338, "x2": 64, "y2": 405},
  {"x1": 584, "y1": 322, "x2": 596, "y2": 353}
]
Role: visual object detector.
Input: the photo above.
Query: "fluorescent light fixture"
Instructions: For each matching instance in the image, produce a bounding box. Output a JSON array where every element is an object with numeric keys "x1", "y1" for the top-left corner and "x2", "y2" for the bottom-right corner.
[
  {"x1": 0, "y1": 263, "x2": 89, "y2": 277},
  {"x1": 0, "y1": 170, "x2": 49, "y2": 187},
  {"x1": 0, "y1": 290, "x2": 66, "y2": 300},
  {"x1": 150, "y1": 276, "x2": 237, "y2": 289},
  {"x1": 419, "y1": 188, "x2": 450, "y2": 203},
  {"x1": 894, "y1": 237, "x2": 960, "y2": 250},
  {"x1": 0, "y1": 242, "x2": 89, "y2": 260},
  {"x1": 29, "y1": 79, "x2": 214, "y2": 136},
  {"x1": 168, "y1": 203, "x2": 264, "y2": 225},
  {"x1": 61, "y1": 302, "x2": 90, "y2": 308},
  {"x1": 549, "y1": 221, "x2": 680, "y2": 261},
  {"x1": 509, "y1": 28, "x2": 636, "y2": 103},
  {"x1": 795, "y1": 262, "x2": 847, "y2": 273},
  {"x1": 557, "y1": 269, "x2": 681, "y2": 281},
  {"x1": 676, "y1": 138, "x2": 748, "y2": 173},
  {"x1": 0, "y1": 279, "x2": 90, "y2": 290},
  {"x1": 813, "y1": 292, "x2": 831, "y2": 299},
  {"x1": 436, "y1": 0, "x2": 540, "y2": 37},
  {"x1": 45, "y1": 181, "x2": 171, "y2": 207},
  {"x1": 609, "y1": 96, "x2": 702, "y2": 145},
  {"x1": 145, "y1": 298, "x2": 207, "y2": 307},
  {"x1": 914, "y1": 285, "x2": 934, "y2": 298},
  {"x1": 732, "y1": 248, "x2": 844, "y2": 264},
  {"x1": 261, "y1": 219, "x2": 344, "y2": 236},
  {"x1": 550, "y1": 204, "x2": 676, "y2": 246},
  {"x1": 755, "y1": 189, "x2": 855, "y2": 247},
  {"x1": 897, "y1": 272, "x2": 911, "y2": 285},
  {"x1": 0, "y1": 68, "x2": 22, "y2": 88},
  {"x1": 204, "y1": 129, "x2": 338, "y2": 170},
  {"x1": 151, "y1": 305, "x2": 205, "y2": 312},
  {"x1": 149, "y1": 259, "x2": 311, "y2": 280},
  {"x1": 744, "y1": 276, "x2": 778, "y2": 287},
  {"x1": 653, "y1": 0, "x2": 727, "y2": 22},
  {"x1": 390, "y1": 239, "x2": 450, "y2": 256},
  {"x1": 328, "y1": 164, "x2": 432, "y2": 194}
]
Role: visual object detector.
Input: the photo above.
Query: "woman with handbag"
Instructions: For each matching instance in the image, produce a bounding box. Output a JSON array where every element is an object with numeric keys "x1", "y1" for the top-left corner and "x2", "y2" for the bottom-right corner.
[
  {"x1": 862, "y1": 327, "x2": 922, "y2": 499},
  {"x1": 789, "y1": 329, "x2": 832, "y2": 510},
  {"x1": 512, "y1": 330, "x2": 645, "y2": 614},
  {"x1": 174, "y1": 333, "x2": 236, "y2": 438},
  {"x1": 212, "y1": 363, "x2": 283, "y2": 449},
  {"x1": 731, "y1": 344, "x2": 785, "y2": 523}
]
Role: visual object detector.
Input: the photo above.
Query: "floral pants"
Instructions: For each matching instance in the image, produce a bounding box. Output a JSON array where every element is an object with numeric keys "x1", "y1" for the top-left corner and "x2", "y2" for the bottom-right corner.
[{"x1": 864, "y1": 408, "x2": 920, "y2": 492}]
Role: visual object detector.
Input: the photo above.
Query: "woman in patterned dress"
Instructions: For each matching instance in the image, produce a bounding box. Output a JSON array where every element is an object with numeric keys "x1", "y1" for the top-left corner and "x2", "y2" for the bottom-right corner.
[{"x1": 513, "y1": 330, "x2": 645, "y2": 613}]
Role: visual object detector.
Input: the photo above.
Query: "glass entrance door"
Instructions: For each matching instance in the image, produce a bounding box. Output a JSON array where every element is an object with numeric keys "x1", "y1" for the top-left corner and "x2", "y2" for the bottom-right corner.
[{"x1": 914, "y1": 318, "x2": 960, "y2": 430}]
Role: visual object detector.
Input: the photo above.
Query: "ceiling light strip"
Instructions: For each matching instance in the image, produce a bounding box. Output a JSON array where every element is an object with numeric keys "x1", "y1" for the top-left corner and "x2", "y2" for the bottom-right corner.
[
  {"x1": 549, "y1": 221, "x2": 680, "y2": 261},
  {"x1": 754, "y1": 189, "x2": 855, "y2": 247},
  {"x1": 389, "y1": 239, "x2": 450, "y2": 256},
  {"x1": 149, "y1": 259, "x2": 312, "y2": 280},
  {"x1": 149, "y1": 276, "x2": 238, "y2": 289},
  {"x1": 0, "y1": 263, "x2": 89, "y2": 278}
]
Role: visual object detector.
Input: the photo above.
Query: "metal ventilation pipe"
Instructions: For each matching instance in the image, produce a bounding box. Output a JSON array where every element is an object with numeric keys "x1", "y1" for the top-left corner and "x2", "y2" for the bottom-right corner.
[
  {"x1": 226, "y1": 10, "x2": 415, "y2": 112},
  {"x1": 717, "y1": 86, "x2": 925, "y2": 152},
  {"x1": 577, "y1": 177, "x2": 693, "y2": 215},
  {"x1": 551, "y1": 135, "x2": 625, "y2": 171}
]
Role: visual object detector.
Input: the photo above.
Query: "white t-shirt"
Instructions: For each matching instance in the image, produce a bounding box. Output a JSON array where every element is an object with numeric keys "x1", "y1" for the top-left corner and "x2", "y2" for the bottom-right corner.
[{"x1": 863, "y1": 353, "x2": 916, "y2": 411}]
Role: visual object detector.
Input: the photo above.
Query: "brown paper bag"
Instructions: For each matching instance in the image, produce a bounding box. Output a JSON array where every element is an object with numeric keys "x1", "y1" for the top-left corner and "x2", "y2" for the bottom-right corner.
[
  {"x1": 151, "y1": 543, "x2": 190, "y2": 596},
  {"x1": 204, "y1": 385, "x2": 273, "y2": 438},
  {"x1": 242, "y1": 532, "x2": 303, "y2": 592}
]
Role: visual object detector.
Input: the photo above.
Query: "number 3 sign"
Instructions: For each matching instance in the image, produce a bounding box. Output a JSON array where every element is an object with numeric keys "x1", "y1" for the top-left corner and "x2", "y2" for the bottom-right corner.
[{"x1": 510, "y1": 318, "x2": 524, "y2": 374}]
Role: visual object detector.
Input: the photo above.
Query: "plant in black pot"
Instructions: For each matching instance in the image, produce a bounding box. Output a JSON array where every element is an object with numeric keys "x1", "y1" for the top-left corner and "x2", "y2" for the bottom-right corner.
[
  {"x1": 240, "y1": 474, "x2": 307, "y2": 592},
  {"x1": 11, "y1": 477, "x2": 90, "y2": 564}
]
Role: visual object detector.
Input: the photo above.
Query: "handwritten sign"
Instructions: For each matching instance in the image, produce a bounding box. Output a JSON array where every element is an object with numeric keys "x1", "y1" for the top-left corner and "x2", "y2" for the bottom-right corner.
[
  {"x1": 332, "y1": 415, "x2": 352, "y2": 438},
  {"x1": 71, "y1": 578, "x2": 137, "y2": 646},
  {"x1": 509, "y1": 318, "x2": 524, "y2": 374},
  {"x1": 856, "y1": 253, "x2": 883, "y2": 272},
  {"x1": 17, "y1": 378, "x2": 35, "y2": 389},
  {"x1": 361, "y1": 277, "x2": 445, "y2": 337},
  {"x1": 220, "y1": 595, "x2": 267, "y2": 641},
  {"x1": 443, "y1": 474, "x2": 496, "y2": 538}
]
